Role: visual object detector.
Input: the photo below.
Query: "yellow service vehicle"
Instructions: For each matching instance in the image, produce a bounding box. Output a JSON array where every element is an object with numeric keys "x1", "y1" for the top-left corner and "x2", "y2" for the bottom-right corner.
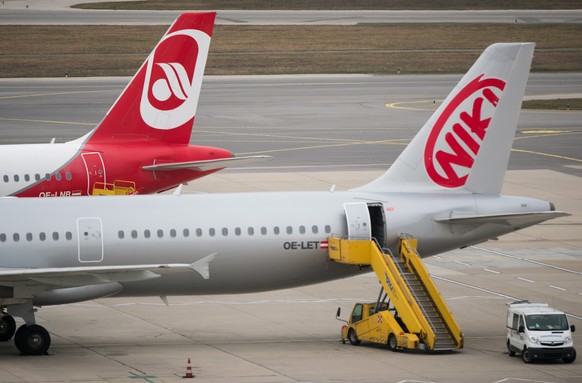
[{"x1": 337, "y1": 301, "x2": 419, "y2": 351}]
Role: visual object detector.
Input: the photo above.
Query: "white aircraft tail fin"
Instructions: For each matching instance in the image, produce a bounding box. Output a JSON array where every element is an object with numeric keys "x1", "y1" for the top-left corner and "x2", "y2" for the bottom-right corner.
[{"x1": 356, "y1": 43, "x2": 535, "y2": 195}]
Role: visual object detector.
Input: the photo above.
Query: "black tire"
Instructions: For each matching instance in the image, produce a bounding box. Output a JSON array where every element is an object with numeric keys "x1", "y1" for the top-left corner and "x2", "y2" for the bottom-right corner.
[
  {"x1": 14, "y1": 324, "x2": 51, "y2": 356},
  {"x1": 522, "y1": 347, "x2": 534, "y2": 363},
  {"x1": 507, "y1": 340, "x2": 516, "y2": 357},
  {"x1": 0, "y1": 315, "x2": 16, "y2": 342},
  {"x1": 563, "y1": 348, "x2": 576, "y2": 364},
  {"x1": 387, "y1": 333, "x2": 398, "y2": 352},
  {"x1": 347, "y1": 328, "x2": 360, "y2": 346}
]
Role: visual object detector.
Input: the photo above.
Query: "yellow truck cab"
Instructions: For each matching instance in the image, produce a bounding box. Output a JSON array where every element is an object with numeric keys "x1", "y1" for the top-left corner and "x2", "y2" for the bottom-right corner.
[{"x1": 338, "y1": 302, "x2": 420, "y2": 351}]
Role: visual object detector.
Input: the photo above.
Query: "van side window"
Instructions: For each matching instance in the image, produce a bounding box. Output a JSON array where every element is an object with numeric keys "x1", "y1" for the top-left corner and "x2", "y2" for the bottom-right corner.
[
  {"x1": 518, "y1": 315, "x2": 525, "y2": 331},
  {"x1": 512, "y1": 313, "x2": 519, "y2": 330}
]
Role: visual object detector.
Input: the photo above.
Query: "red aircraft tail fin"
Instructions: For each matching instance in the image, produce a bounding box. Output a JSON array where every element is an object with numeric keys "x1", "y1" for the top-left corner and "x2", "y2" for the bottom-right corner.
[{"x1": 88, "y1": 12, "x2": 216, "y2": 145}]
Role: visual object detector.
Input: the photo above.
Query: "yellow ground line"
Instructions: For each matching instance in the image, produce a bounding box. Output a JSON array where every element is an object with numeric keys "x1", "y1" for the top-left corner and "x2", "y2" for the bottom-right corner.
[
  {"x1": 0, "y1": 90, "x2": 111, "y2": 100},
  {"x1": 0, "y1": 117, "x2": 94, "y2": 126},
  {"x1": 386, "y1": 99, "x2": 441, "y2": 111},
  {"x1": 511, "y1": 148, "x2": 582, "y2": 163}
]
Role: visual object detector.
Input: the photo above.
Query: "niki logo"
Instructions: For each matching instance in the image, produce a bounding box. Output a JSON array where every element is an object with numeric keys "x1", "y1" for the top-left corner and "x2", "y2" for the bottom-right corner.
[
  {"x1": 140, "y1": 29, "x2": 211, "y2": 130},
  {"x1": 424, "y1": 74, "x2": 506, "y2": 188}
]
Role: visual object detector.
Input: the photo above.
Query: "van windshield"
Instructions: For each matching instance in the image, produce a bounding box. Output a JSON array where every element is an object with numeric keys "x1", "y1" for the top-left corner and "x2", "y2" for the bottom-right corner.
[{"x1": 525, "y1": 314, "x2": 569, "y2": 331}]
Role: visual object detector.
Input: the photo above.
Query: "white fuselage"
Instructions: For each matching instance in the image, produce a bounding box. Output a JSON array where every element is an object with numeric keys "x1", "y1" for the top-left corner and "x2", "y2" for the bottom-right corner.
[{"x1": 0, "y1": 189, "x2": 552, "y2": 302}]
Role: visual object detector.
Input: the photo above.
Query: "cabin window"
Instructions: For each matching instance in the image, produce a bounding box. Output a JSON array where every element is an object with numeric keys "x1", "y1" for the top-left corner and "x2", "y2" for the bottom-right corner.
[
  {"x1": 39, "y1": 232, "x2": 46, "y2": 241},
  {"x1": 312, "y1": 225, "x2": 318, "y2": 234},
  {"x1": 131, "y1": 230, "x2": 138, "y2": 239},
  {"x1": 144, "y1": 229, "x2": 151, "y2": 239},
  {"x1": 14, "y1": 175, "x2": 19, "y2": 182},
  {"x1": 35, "y1": 174, "x2": 41, "y2": 181},
  {"x1": 66, "y1": 172, "x2": 72, "y2": 180},
  {"x1": 24, "y1": 174, "x2": 30, "y2": 182},
  {"x1": 196, "y1": 228, "x2": 202, "y2": 237},
  {"x1": 299, "y1": 226, "x2": 306, "y2": 234},
  {"x1": 235, "y1": 227, "x2": 241, "y2": 236},
  {"x1": 248, "y1": 227, "x2": 254, "y2": 236},
  {"x1": 261, "y1": 227, "x2": 267, "y2": 235},
  {"x1": 222, "y1": 228, "x2": 228, "y2": 236},
  {"x1": 0, "y1": 233, "x2": 6, "y2": 242},
  {"x1": 55, "y1": 173, "x2": 62, "y2": 181},
  {"x1": 170, "y1": 229, "x2": 176, "y2": 238},
  {"x1": 274, "y1": 226, "x2": 280, "y2": 235},
  {"x1": 66, "y1": 232, "x2": 72, "y2": 240},
  {"x1": 325, "y1": 225, "x2": 331, "y2": 233},
  {"x1": 157, "y1": 229, "x2": 163, "y2": 238},
  {"x1": 26, "y1": 233, "x2": 32, "y2": 241},
  {"x1": 2, "y1": 175, "x2": 8, "y2": 183},
  {"x1": 286, "y1": 226, "x2": 293, "y2": 235},
  {"x1": 118, "y1": 230, "x2": 124, "y2": 239},
  {"x1": 209, "y1": 228, "x2": 216, "y2": 237},
  {"x1": 13, "y1": 233, "x2": 19, "y2": 242},
  {"x1": 183, "y1": 228, "x2": 190, "y2": 237},
  {"x1": 52, "y1": 232, "x2": 59, "y2": 241},
  {"x1": 45, "y1": 173, "x2": 51, "y2": 181}
]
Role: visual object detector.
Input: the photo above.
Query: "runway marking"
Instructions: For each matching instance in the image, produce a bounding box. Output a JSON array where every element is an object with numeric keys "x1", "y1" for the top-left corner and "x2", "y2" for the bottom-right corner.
[
  {"x1": 0, "y1": 89, "x2": 111, "y2": 100},
  {"x1": 471, "y1": 246, "x2": 582, "y2": 276},
  {"x1": 517, "y1": 277, "x2": 535, "y2": 283},
  {"x1": 0, "y1": 117, "x2": 94, "y2": 126},
  {"x1": 510, "y1": 148, "x2": 582, "y2": 164},
  {"x1": 483, "y1": 268, "x2": 501, "y2": 274},
  {"x1": 386, "y1": 99, "x2": 441, "y2": 111},
  {"x1": 549, "y1": 285, "x2": 567, "y2": 292},
  {"x1": 453, "y1": 260, "x2": 471, "y2": 267}
]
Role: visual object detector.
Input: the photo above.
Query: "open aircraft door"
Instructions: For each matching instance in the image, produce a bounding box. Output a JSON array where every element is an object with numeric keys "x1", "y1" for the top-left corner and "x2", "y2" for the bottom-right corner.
[{"x1": 343, "y1": 202, "x2": 372, "y2": 240}]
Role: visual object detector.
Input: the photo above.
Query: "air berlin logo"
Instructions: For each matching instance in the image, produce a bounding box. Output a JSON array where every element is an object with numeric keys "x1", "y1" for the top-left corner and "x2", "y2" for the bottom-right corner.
[
  {"x1": 424, "y1": 74, "x2": 506, "y2": 188},
  {"x1": 140, "y1": 29, "x2": 211, "y2": 130}
]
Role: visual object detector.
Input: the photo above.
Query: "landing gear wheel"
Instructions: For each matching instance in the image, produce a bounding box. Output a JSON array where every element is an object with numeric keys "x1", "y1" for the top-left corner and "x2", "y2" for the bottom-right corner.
[
  {"x1": 563, "y1": 348, "x2": 576, "y2": 364},
  {"x1": 522, "y1": 347, "x2": 534, "y2": 363},
  {"x1": 0, "y1": 315, "x2": 16, "y2": 341},
  {"x1": 14, "y1": 324, "x2": 51, "y2": 355},
  {"x1": 387, "y1": 333, "x2": 398, "y2": 352},
  {"x1": 347, "y1": 328, "x2": 360, "y2": 346},
  {"x1": 507, "y1": 340, "x2": 515, "y2": 357}
]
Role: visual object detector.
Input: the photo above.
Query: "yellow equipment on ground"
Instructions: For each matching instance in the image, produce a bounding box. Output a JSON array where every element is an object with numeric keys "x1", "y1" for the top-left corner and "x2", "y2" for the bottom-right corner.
[{"x1": 331, "y1": 236, "x2": 464, "y2": 352}]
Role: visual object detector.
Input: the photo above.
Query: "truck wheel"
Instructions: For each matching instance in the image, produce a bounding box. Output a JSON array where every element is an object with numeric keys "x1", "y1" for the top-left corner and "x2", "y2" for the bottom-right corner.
[
  {"x1": 347, "y1": 329, "x2": 360, "y2": 346},
  {"x1": 522, "y1": 347, "x2": 534, "y2": 363},
  {"x1": 387, "y1": 333, "x2": 398, "y2": 352},
  {"x1": 563, "y1": 348, "x2": 576, "y2": 364},
  {"x1": 507, "y1": 340, "x2": 515, "y2": 357}
]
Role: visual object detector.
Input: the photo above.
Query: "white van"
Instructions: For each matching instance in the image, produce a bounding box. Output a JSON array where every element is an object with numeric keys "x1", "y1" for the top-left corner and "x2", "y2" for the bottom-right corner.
[{"x1": 507, "y1": 301, "x2": 576, "y2": 363}]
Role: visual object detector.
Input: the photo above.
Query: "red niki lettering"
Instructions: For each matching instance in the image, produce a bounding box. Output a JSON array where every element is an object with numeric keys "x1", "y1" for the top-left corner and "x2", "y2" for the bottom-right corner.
[{"x1": 424, "y1": 74, "x2": 506, "y2": 188}]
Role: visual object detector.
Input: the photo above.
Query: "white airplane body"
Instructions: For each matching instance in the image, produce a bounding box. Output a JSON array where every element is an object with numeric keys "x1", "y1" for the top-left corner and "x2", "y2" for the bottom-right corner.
[
  {"x1": 0, "y1": 39, "x2": 568, "y2": 355},
  {"x1": 0, "y1": 12, "x2": 267, "y2": 198}
]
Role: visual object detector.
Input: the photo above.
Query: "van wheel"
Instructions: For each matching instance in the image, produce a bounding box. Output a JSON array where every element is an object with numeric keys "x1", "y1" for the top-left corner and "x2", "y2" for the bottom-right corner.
[
  {"x1": 387, "y1": 333, "x2": 398, "y2": 352},
  {"x1": 563, "y1": 349, "x2": 576, "y2": 364},
  {"x1": 522, "y1": 347, "x2": 534, "y2": 363},
  {"x1": 507, "y1": 340, "x2": 515, "y2": 357},
  {"x1": 347, "y1": 329, "x2": 360, "y2": 346}
]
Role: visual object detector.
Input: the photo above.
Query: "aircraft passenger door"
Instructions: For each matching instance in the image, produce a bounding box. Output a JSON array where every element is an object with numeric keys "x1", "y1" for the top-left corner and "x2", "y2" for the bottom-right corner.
[
  {"x1": 81, "y1": 152, "x2": 106, "y2": 195},
  {"x1": 77, "y1": 217, "x2": 104, "y2": 263},
  {"x1": 343, "y1": 202, "x2": 371, "y2": 240}
]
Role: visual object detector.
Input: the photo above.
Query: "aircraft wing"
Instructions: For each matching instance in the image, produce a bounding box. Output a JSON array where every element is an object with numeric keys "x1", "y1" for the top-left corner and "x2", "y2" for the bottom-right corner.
[
  {"x1": 142, "y1": 155, "x2": 272, "y2": 172},
  {"x1": 434, "y1": 211, "x2": 570, "y2": 227},
  {"x1": 0, "y1": 254, "x2": 217, "y2": 288}
]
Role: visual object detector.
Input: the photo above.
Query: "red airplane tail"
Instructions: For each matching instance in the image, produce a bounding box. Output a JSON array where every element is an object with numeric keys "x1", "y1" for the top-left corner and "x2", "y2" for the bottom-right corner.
[{"x1": 87, "y1": 12, "x2": 216, "y2": 145}]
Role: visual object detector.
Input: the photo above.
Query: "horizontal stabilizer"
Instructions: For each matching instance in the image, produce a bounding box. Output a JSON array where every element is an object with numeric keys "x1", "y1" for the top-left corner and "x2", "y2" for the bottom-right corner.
[
  {"x1": 142, "y1": 155, "x2": 272, "y2": 172},
  {"x1": 434, "y1": 211, "x2": 570, "y2": 227}
]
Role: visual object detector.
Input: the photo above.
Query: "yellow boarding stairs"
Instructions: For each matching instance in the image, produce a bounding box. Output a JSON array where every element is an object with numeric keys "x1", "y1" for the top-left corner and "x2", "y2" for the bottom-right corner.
[
  {"x1": 330, "y1": 235, "x2": 464, "y2": 352},
  {"x1": 92, "y1": 180, "x2": 136, "y2": 196}
]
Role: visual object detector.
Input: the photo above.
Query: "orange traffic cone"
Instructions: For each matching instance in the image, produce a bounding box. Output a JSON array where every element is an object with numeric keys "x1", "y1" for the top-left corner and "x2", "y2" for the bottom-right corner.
[{"x1": 182, "y1": 358, "x2": 195, "y2": 379}]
